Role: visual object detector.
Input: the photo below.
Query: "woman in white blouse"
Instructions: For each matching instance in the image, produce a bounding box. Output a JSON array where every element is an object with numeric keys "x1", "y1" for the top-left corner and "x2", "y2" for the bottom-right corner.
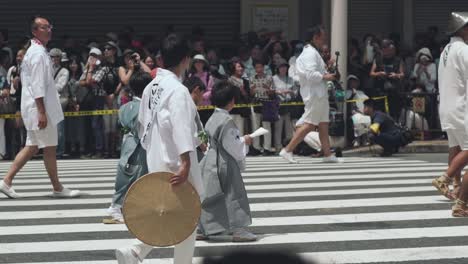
[{"x1": 272, "y1": 59, "x2": 297, "y2": 151}]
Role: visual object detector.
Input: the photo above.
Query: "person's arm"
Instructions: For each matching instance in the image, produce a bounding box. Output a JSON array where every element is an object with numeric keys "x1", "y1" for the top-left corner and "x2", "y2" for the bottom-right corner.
[
  {"x1": 296, "y1": 51, "x2": 335, "y2": 83},
  {"x1": 119, "y1": 66, "x2": 134, "y2": 86},
  {"x1": 222, "y1": 122, "x2": 252, "y2": 161},
  {"x1": 55, "y1": 68, "x2": 70, "y2": 93},
  {"x1": 139, "y1": 61, "x2": 152, "y2": 74},
  {"x1": 369, "y1": 60, "x2": 385, "y2": 78},
  {"x1": 169, "y1": 87, "x2": 197, "y2": 184},
  {"x1": 35, "y1": 97, "x2": 47, "y2": 129},
  {"x1": 202, "y1": 75, "x2": 214, "y2": 102}
]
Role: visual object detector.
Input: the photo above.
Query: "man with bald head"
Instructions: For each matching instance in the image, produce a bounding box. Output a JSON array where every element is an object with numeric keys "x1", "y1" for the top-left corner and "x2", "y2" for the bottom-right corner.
[{"x1": 0, "y1": 16, "x2": 80, "y2": 199}]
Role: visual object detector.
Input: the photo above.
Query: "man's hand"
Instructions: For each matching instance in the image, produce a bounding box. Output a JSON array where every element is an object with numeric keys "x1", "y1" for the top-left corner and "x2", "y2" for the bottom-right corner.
[
  {"x1": 323, "y1": 73, "x2": 337, "y2": 81},
  {"x1": 170, "y1": 152, "x2": 190, "y2": 186},
  {"x1": 38, "y1": 111, "x2": 48, "y2": 129}
]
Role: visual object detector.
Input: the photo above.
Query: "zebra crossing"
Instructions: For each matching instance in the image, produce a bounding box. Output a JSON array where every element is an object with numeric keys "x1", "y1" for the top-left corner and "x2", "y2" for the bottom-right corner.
[{"x1": 1, "y1": 156, "x2": 468, "y2": 263}]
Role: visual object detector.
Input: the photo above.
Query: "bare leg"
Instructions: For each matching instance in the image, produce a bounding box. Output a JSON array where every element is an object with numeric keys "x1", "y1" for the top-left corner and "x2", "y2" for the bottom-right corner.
[
  {"x1": 446, "y1": 150, "x2": 468, "y2": 179},
  {"x1": 43, "y1": 146, "x2": 63, "y2": 192},
  {"x1": 318, "y1": 122, "x2": 332, "y2": 157},
  {"x1": 458, "y1": 171, "x2": 468, "y2": 202},
  {"x1": 3, "y1": 146, "x2": 38, "y2": 186},
  {"x1": 285, "y1": 123, "x2": 316, "y2": 153},
  {"x1": 449, "y1": 146, "x2": 462, "y2": 184}
]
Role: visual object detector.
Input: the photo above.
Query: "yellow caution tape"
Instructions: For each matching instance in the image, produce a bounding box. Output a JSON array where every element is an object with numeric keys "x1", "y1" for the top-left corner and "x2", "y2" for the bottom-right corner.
[{"x1": 0, "y1": 96, "x2": 388, "y2": 119}]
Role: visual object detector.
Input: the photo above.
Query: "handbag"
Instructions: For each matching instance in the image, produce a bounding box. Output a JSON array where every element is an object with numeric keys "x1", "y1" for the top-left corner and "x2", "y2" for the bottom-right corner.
[
  {"x1": 0, "y1": 96, "x2": 16, "y2": 114},
  {"x1": 261, "y1": 98, "x2": 280, "y2": 122}
]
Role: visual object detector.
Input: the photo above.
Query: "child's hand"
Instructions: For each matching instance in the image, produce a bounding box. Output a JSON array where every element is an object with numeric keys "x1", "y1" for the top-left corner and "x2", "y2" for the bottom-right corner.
[{"x1": 243, "y1": 135, "x2": 253, "y2": 145}]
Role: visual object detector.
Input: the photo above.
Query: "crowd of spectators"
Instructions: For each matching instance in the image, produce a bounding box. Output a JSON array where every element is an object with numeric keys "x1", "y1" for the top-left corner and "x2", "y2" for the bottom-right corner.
[{"x1": 0, "y1": 24, "x2": 449, "y2": 160}]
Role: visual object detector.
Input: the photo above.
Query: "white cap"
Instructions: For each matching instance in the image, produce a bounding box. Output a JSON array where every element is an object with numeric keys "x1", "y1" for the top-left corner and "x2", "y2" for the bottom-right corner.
[{"x1": 89, "y1": 47, "x2": 102, "y2": 56}]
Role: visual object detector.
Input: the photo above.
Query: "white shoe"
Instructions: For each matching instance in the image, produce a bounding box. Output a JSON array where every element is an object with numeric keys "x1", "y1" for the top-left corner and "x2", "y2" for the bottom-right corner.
[
  {"x1": 279, "y1": 149, "x2": 298, "y2": 164},
  {"x1": 116, "y1": 247, "x2": 140, "y2": 264},
  {"x1": 322, "y1": 155, "x2": 342, "y2": 163},
  {"x1": 52, "y1": 187, "x2": 81, "y2": 198},
  {"x1": 0, "y1": 181, "x2": 20, "y2": 199},
  {"x1": 232, "y1": 228, "x2": 257, "y2": 242}
]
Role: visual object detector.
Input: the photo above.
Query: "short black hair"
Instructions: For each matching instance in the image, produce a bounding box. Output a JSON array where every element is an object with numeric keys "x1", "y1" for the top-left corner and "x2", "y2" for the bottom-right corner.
[
  {"x1": 129, "y1": 71, "x2": 152, "y2": 97},
  {"x1": 183, "y1": 76, "x2": 206, "y2": 94},
  {"x1": 30, "y1": 15, "x2": 49, "y2": 32},
  {"x1": 211, "y1": 80, "x2": 239, "y2": 108},
  {"x1": 363, "y1": 99, "x2": 376, "y2": 109},
  {"x1": 305, "y1": 25, "x2": 324, "y2": 43},
  {"x1": 161, "y1": 34, "x2": 190, "y2": 69},
  {"x1": 252, "y1": 58, "x2": 265, "y2": 67}
]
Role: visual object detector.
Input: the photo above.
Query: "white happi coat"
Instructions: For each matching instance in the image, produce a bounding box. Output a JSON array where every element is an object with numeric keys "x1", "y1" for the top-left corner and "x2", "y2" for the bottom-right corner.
[
  {"x1": 438, "y1": 36, "x2": 468, "y2": 133},
  {"x1": 139, "y1": 68, "x2": 204, "y2": 197}
]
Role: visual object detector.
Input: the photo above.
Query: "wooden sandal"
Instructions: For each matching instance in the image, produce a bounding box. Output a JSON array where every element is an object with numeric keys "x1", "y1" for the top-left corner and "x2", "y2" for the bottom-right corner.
[
  {"x1": 432, "y1": 174, "x2": 452, "y2": 199},
  {"x1": 452, "y1": 200, "x2": 468, "y2": 217}
]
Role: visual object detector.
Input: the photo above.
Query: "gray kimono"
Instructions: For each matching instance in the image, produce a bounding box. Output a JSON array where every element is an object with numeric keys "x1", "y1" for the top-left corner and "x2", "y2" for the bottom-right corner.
[
  {"x1": 199, "y1": 108, "x2": 252, "y2": 235},
  {"x1": 112, "y1": 99, "x2": 148, "y2": 207}
]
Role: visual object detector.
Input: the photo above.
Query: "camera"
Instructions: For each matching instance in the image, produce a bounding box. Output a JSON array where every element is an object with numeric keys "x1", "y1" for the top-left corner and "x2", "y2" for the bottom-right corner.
[{"x1": 131, "y1": 54, "x2": 141, "y2": 71}]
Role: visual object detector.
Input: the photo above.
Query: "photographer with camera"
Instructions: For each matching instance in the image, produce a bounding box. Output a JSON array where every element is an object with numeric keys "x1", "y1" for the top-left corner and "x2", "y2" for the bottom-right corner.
[
  {"x1": 79, "y1": 47, "x2": 107, "y2": 158},
  {"x1": 369, "y1": 39, "x2": 405, "y2": 119}
]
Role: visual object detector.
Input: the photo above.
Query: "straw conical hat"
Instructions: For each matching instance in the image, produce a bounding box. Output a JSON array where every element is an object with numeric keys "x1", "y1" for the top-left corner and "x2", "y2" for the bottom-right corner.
[{"x1": 122, "y1": 172, "x2": 201, "y2": 247}]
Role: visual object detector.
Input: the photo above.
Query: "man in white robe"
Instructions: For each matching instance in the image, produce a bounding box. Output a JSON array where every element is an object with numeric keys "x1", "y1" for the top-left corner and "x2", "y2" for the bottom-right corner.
[
  {"x1": 116, "y1": 34, "x2": 204, "y2": 264},
  {"x1": 432, "y1": 12, "x2": 468, "y2": 215},
  {"x1": 432, "y1": 12, "x2": 468, "y2": 205},
  {"x1": 0, "y1": 16, "x2": 80, "y2": 199}
]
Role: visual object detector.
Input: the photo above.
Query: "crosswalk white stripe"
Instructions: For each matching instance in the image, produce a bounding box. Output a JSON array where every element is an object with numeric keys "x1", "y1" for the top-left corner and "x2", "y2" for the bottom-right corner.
[
  {"x1": 1, "y1": 185, "x2": 436, "y2": 199},
  {"x1": 0, "y1": 210, "x2": 453, "y2": 236},
  {"x1": 242, "y1": 166, "x2": 447, "y2": 177},
  {"x1": 3, "y1": 178, "x2": 431, "y2": 192},
  {"x1": 2, "y1": 156, "x2": 465, "y2": 263},
  {"x1": 8, "y1": 246, "x2": 468, "y2": 264},
  {"x1": 9, "y1": 171, "x2": 442, "y2": 184},
  {"x1": 10, "y1": 246, "x2": 468, "y2": 264},
  {"x1": 2, "y1": 226, "x2": 468, "y2": 254},
  {"x1": 0, "y1": 196, "x2": 447, "y2": 218},
  {"x1": 6, "y1": 163, "x2": 446, "y2": 177}
]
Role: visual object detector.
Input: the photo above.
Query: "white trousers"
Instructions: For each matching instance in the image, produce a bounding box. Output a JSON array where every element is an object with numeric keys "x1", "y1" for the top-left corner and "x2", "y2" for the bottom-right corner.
[
  {"x1": 251, "y1": 112, "x2": 272, "y2": 151},
  {"x1": 0, "y1": 119, "x2": 5, "y2": 157},
  {"x1": 274, "y1": 113, "x2": 293, "y2": 150},
  {"x1": 230, "y1": 114, "x2": 245, "y2": 135},
  {"x1": 131, "y1": 230, "x2": 197, "y2": 264}
]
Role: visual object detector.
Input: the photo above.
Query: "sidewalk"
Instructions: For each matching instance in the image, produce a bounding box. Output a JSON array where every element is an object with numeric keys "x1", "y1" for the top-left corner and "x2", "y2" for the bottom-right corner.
[{"x1": 343, "y1": 140, "x2": 448, "y2": 156}]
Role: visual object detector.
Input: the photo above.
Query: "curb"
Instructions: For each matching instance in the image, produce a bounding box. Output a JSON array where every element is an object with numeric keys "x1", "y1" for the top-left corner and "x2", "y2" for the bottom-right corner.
[{"x1": 343, "y1": 140, "x2": 448, "y2": 155}]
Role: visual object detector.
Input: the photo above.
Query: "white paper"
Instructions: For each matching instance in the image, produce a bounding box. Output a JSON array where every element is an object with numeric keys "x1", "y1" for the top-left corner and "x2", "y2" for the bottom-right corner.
[{"x1": 250, "y1": 127, "x2": 269, "y2": 138}]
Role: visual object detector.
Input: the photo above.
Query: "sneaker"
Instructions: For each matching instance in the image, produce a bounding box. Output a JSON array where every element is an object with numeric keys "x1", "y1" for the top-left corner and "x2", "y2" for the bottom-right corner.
[
  {"x1": 279, "y1": 148, "x2": 298, "y2": 164},
  {"x1": 52, "y1": 187, "x2": 81, "y2": 198},
  {"x1": 322, "y1": 155, "x2": 342, "y2": 163},
  {"x1": 0, "y1": 181, "x2": 20, "y2": 199},
  {"x1": 232, "y1": 228, "x2": 257, "y2": 242},
  {"x1": 116, "y1": 247, "x2": 140, "y2": 264},
  {"x1": 104, "y1": 206, "x2": 124, "y2": 224}
]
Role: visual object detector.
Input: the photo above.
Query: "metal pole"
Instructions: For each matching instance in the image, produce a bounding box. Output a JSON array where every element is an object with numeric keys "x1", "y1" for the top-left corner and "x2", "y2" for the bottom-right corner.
[{"x1": 330, "y1": 0, "x2": 348, "y2": 146}]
